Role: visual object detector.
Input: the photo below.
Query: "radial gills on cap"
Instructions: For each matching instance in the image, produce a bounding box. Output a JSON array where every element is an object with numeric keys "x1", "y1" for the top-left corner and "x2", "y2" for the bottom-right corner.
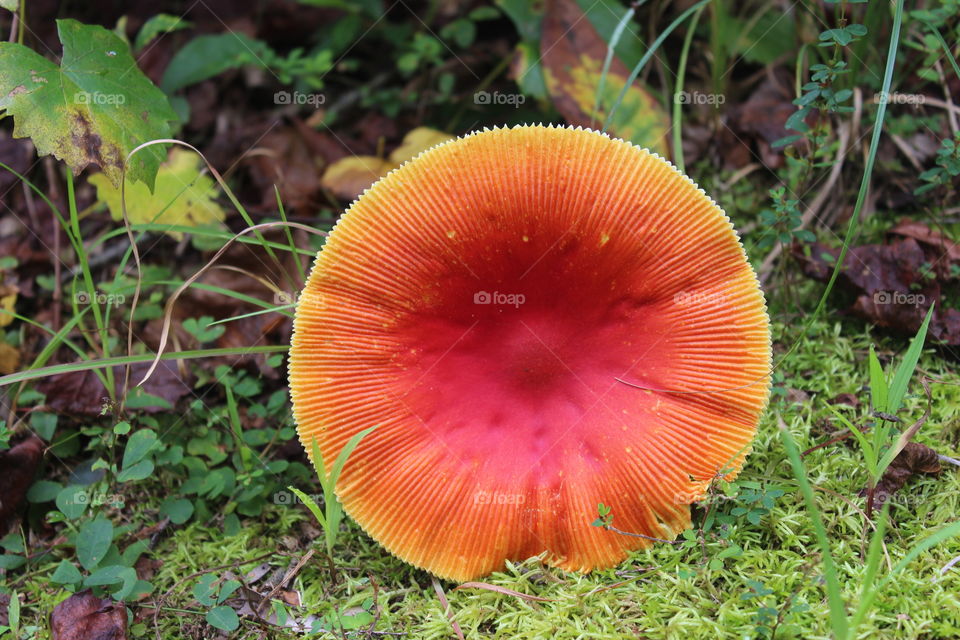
[{"x1": 289, "y1": 124, "x2": 771, "y2": 581}]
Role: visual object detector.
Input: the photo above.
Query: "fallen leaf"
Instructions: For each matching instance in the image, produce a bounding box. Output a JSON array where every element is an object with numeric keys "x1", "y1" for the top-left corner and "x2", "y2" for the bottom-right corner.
[
  {"x1": 320, "y1": 156, "x2": 393, "y2": 201},
  {"x1": 50, "y1": 590, "x2": 128, "y2": 640},
  {"x1": 540, "y1": 0, "x2": 670, "y2": 155},
  {"x1": 828, "y1": 393, "x2": 860, "y2": 408},
  {"x1": 35, "y1": 360, "x2": 192, "y2": 416},
  {"x1": 867, "y1": 442, "x2": 941, "y2": 509},
  {"x1": 0, "y1": 340, "x2": 18, "y2": 374},
  {"x1": 389, "y1": 127, "x2": 454, "y2": 165},
  {"x1": 793, "y1": 232, "x2": 960, "y2": 344},
  {"x1": 0, "y1": 283, "x2": 17, "y2": 327},
  {"x1": 88, "y1": 147, "x2": 226, "y2": 240},
  {"x1": 0, "y1": 434, "x2": 43, "y2": 534},
  {"x1": 321, "y1": 127, "x2": 454, "y2": 201},
  {"x1": 889, "y1": 219, "x2": 960, "y2": 263},
  {"x1": 725, "y1": 72, "x2": 800, "y2": 169}
]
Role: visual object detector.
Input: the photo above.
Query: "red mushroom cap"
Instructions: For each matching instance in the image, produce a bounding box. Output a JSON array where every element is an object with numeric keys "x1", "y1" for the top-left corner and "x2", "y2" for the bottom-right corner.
[{"x1": 289, "y1": 124, "x2": 771, "y2": 581}]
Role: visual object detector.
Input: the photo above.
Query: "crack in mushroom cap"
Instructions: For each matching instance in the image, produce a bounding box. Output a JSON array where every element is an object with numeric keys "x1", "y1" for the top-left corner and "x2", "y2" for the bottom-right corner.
[{"x1": 289, "y1": 124, "x2": 771, "y2": 581}]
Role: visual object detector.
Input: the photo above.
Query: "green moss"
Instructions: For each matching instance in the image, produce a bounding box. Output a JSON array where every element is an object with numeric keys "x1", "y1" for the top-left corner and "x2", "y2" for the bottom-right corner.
[{"x1": 8, "y1": 306, "x2": 960, "y2": 640}]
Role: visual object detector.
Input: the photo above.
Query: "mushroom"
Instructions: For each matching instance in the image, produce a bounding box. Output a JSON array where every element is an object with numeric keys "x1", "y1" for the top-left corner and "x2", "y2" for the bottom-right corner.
[{"x1": 289, "y1": 124, "x2": 770, "y2": 581}]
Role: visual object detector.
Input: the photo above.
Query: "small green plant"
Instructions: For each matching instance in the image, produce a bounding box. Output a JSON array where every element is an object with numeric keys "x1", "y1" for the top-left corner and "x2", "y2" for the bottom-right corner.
[
  {"x1": 915, "y1": 132, "x2": 960, "y2": 196},
  {"x1": 755, "y1": 187, "x2": 815, "y2": 251},
  {"x1": 289, "y1": 425, "x2": 377, "y2": 557},
  {"x1": 826, "y1": 305, "x2": 934, "y2": 516},
  {"x1": 741, "y1": 579, "x2": 810, "y2": 639}
]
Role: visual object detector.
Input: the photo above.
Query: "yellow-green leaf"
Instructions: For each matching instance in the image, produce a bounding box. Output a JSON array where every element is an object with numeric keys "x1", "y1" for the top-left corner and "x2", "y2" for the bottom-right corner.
[
  {"x1": 89, "y1": 148, "x2": 226, "y2": 240},
  {"x1": 540, "y1": 0, "x2": 669, "y2": 156}
]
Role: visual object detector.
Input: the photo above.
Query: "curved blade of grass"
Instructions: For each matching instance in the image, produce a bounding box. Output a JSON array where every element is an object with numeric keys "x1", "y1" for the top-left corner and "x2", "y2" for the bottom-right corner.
[
  {"x1": 924, "y1": 22, "x2": 960, "y2": 81},
  {"x1": 850, "y1": 503, "x2": 890, "y2": 635},
  {"x1": 276, "y1": 185, "x2": 308, "y2": 284},
  {"x1": 780, "y1": 422, "x2": 848, "y2": 637},
  {"x1": 137, "y1": 220, "x2": 326, "y2": 387},
  {"x1": 592, "y1": 5, "x2": 636, "y2": 127},
  {"x1": 0, "y1": 345, "x2": 287, "y2": 387},
  {"x1": 208, "y1": 304, "x2": 296, "y2": 326},
  {"x1": 66, "y1": 172, "x2": 115, "y2": 397},
  {"x1": 672, "y1": 3, "x2": 706, "y2": 173},
  {"x1": 288, "y1": 486, "x2": 326, "y2": 528},
  {"x1": 92, "y1": 224, "x2": 317, "y2": 256},
  {"x1": 603, "y1": 0, "x2": 711, "y2": 131},
  {"x1": 828, "y1": 406, "x2": 877, "y2": 474},
  {"x1": 850, "y1": 517, "x2": 960, "y2": 636}
]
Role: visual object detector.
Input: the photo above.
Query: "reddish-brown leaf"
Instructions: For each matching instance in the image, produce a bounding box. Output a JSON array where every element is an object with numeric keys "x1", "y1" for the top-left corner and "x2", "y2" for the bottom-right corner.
[
  {"x1": 50, "y1": 590, "x2": 127, "y2": 640},
  {"x1": 0, "y1": 434, "x2": 43, "y2": 534},
  {"x1": 869, "y1": 442, "x2": 941, "y2": 509},
  {"x1": 540, "y1": 0, "x2": 669, "y2": 155}
]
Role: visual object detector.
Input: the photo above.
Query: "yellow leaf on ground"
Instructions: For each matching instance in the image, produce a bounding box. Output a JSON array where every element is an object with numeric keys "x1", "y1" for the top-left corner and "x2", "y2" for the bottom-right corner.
[
  {"x1": 321, "y1": 156, "x2": 395, "y2": 202},
  {"x1": 389, "y1": 127, "x2": 455, "y2": 165},
  {"x1": 322, "y1": 128, "x2": 454, "y2": 202},
  {"x1": 0, "y1": 284, "x2": 17, "y2": 328},
  {"x1": 89, "y1": 147, "x2": 226, "y2": 240},
  {"x1": 0, "y1": 341, "x2": 19, "y2": 375}
]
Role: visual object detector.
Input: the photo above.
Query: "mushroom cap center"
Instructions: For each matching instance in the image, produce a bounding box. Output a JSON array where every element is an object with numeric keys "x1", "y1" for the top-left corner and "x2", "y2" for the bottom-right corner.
[{"x1": 394, "y1": 225, "x2": 674, "y2": 477}]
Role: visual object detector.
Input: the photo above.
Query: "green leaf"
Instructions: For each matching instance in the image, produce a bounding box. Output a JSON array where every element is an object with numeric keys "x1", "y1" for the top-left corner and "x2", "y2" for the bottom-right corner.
[
  {"x1": 77, "y1": 517, "x2": 114, "y2": 570},
  {"x1": 217, "y1": 580, "x2": 242, "y2": 604},
  {"x1": 134, "y1": 14, "x2": 193, "y2": 53},
  {"x1": 887, "y1": 304, "x2": 934, "y2": 415},
  {"x1": 122, "y1": 429, "x2": 158, "y2": 468},
  {"x1": 0, "y1": 19, "x2": 178, "y2": 189},
  {"x1": 288, "y1": 486, "x2": 326, "y2": 528},
  {"x1": 27, "y1": 480, "x2": 63, "y2": 503},
  {"x1": 7, "y1": 592, "x2": 19, "y2": 635},
  {"x1": 0, "y1": 0, "x2": 18, "y2": 13},
  {"x1": 88, "y1": 148, "x2": 226, "y2": 241},
  {"x1": 160, "y1": 33, "x2": 272, "y2": 93},
  {"x1": 51, "y1": 560, "x2": 83, "y2": 584},
  {"x1": 117, "y1": 459, "x2": 154, "y2": 482},
  {"x1": 56, "y1": 485, "x2": 89, "y2": 519},
  {"x1": 206, "y1": 606, "x2": 239, "y2": 632},
  {"x1": 868, "y1": 345, "x2": 888, "y2": 413},
  {"x1": 85, "y1": 565, "x2": 138, "y2": 599},
  {"x1": 193, "y1": 574, "x2": 218, "y2": 606},
  {"x1": 159, "y1": 498, "x2": 194, "y2": 524}
]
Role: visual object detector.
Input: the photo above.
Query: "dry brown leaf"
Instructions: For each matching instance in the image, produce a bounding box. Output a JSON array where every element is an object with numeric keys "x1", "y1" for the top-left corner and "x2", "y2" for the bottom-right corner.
[
  {"x1": 869, "y1": 442, "x2": 941, "y2": 509},
  {"x1": 0, "y1": 434, "x2": 43, "y2": 534},
  {"x1": 50, "y1": 590, "x2": 127, "y2": 640}
]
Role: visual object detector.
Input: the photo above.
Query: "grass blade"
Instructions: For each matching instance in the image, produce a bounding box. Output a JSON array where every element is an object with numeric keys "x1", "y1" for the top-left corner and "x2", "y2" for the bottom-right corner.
[
  {"x1": 603, "y1": 0, "x2": 711, "y2": 132},
  {"x1": 0, "y1": 345, "x2": 287, "y2": 387},
  {"x1": 780, "y1": 422, "x2": 849, "y2": 637},
  {"x1": 868, "y1": 345, "x2": 888, "y2": 413},
  {"x1": 592, "y1": 5, "x2": 636, "y2": 127},
  {"x1": 288, "y1": 486, "x2": 326, "y2": 528},
  {"x1": 672, "y1": 3, "x2": 705, "y2": 172}
]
